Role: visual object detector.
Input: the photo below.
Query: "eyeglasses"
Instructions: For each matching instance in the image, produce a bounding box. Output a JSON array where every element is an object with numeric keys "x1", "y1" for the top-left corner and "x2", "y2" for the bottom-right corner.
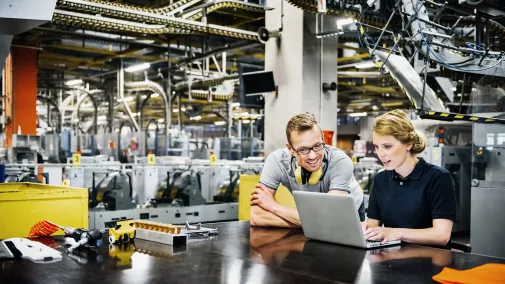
[{"x1": 292, "y1": 142, "x2": 325, "y2": 155}]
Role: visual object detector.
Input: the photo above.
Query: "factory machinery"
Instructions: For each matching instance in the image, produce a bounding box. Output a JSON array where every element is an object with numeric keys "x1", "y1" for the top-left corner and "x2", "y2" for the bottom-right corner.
[
  {"x1": 3, "y1": 153, "x2": 262, "y2": 229},
  {"x1": 66, "y1": 156, "x2": 263, "y2": 230}
]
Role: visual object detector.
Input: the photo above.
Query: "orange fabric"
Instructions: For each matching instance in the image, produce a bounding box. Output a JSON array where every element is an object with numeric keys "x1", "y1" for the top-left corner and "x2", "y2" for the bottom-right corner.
[
  {"x1": 433, "y1": 263, "x2": 505, "y2": 284},
  {"x1": 29, "y1": 220, "x2": 61, "y2": 237}
]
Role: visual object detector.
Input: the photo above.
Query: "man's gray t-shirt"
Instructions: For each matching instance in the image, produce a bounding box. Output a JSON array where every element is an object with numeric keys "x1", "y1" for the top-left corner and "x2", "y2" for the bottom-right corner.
[{"x1": 259, "y1": 146, "x2": 364, "y2": 212}]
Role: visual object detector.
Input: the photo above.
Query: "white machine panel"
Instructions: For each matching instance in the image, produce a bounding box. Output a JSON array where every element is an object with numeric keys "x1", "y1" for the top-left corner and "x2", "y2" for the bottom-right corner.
[{"x1": 69, "y1": 168, "x2": 85, "y2": 188}]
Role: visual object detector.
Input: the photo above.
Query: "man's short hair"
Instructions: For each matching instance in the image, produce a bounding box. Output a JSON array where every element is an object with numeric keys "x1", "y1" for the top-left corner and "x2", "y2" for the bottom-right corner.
[{"x1": 286, "y1": 113, "x2": 320, "y2": 145}]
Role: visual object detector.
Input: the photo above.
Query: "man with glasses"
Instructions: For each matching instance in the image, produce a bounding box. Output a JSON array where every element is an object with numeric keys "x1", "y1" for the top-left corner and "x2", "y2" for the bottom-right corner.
[{"x1": 250, "y1": 113, "x2": 365, "y2": 228}]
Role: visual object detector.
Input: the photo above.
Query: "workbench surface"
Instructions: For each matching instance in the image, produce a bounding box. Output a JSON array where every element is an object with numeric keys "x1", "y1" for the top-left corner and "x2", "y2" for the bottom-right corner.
[{"x1": 1, "y1": 221, "x2": 505, "y2": 283}]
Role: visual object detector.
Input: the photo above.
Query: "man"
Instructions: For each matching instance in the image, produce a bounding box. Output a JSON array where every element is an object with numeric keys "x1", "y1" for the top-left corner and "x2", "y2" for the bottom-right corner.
[{"x1": 250, "y1": 113, "x2": 365, "y2": 228}]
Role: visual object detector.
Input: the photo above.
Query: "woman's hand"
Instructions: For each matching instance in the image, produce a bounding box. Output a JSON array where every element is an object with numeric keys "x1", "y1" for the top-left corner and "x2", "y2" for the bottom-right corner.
[{"x1": 365, "y1": 227, "x2": 403, "y2": 244}]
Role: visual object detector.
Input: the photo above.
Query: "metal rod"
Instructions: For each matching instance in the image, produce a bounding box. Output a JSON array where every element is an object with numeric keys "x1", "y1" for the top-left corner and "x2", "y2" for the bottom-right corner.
[
  {"x1": 420, "y1": 43, "x2": 430, "y2": 111},
  {"x1": 458, "y1": 73, "x2": 466, "y2": 114},
  {"x1": 401, "y1": 11, "x2": 452, "y2": 32},
  {"x1": 433, "y1": 1, "x2": 447, "y2": 23},
  {"x1": 319, "y1": 13, "x2": 324, "y2": 124},
  {"x1": 177, "y1": 95, "x2": 181, "y2": 133},
  {"x1": 371, "y1": 0, "x2": 399, "y2": 55},
  {"x1": 167, "y1": 46, "x2": 172, "y2": 133},
  {"x1": 119, "y1": 60, "x2": 140, "y2": 131}
]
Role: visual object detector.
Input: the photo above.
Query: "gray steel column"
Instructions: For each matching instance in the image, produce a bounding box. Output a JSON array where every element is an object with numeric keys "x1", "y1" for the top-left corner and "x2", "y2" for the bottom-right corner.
[{"x1": 264, "y1": 0, "x2": 337, "y2": 154}]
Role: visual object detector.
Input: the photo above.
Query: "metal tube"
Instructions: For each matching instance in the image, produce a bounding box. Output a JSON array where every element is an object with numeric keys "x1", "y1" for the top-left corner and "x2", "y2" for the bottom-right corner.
[
  {"x1": 177, "y1": 95, "x2": 182, "y2": 133},
  {"x1": 119, "y1": 60, "x2": 140, "y2": 131},
  {"x1": 167, "y1": 47, "x2": 172, "y2": 133},
  {"x1": 108, "y1": 83, "x2": 114, "y2": 133},
  {"x1": 124, "y1": 80, "x2": 168, "y2": 133},
  {"x1": 319, "y1": 13, "x2": 324, "y2": 124},
  {"x1": 227, "y1": 99, "x2": 232, "y2": 137}
]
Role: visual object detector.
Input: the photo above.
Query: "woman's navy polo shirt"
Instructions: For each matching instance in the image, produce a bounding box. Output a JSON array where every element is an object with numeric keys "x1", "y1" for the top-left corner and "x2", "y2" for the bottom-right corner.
[{"x1": 367, "y1": 158, "x2": 457, "y2": 230}]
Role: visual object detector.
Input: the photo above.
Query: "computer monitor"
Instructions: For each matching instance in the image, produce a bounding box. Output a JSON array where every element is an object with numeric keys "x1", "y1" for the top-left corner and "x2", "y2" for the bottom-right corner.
[{"x1": 239, "y1": 70, "x2": 276, "y2": 109}]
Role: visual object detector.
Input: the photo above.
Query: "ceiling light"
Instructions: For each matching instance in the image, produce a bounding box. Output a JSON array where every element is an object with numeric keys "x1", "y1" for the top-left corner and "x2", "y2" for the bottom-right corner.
[
  {"x1": 141, "y1": 95, "x2": 147, "y2": 99},
  {"x1": 372, "y1": 105, "x2": 379, "y2": 110},
  {"x1": 242, "y1": 119, "x2": 251, "y2": 124},
  {"x1": 173, "y1": 109, "x2": 179, "y2": 113},
  {"x1": 98, "y1": 115, "x2": 107, "y2": 120},
  {"x1": 158, "y1": 119, "x2": 164, "y2": 123},
  {"x1": 355, "y1": 62, "x2": 375, "y2": 69},
  {"x1": 214, "y1": 121, "x2": 226, "y2": 125},
  {"x1": 231, "y1": 102, "x2": 241, "y2": 107},
  {"x1": 151, "y1": 93, "x2": 160, "y2": 98},
  {"x1": 181, "y1": 107, "x2": 186, "y2": 112},
  {"x1": 125, "y1": 63, "x2": 150, "y2": 73},
  {"x1": 65, "y1": 79, "x2": 83, "y2": 86},
  {"x1": 190, "y1": 115, "x2": 201, "y2": 121},
  {"x1": 349, "y1": 112, "x2": 368, "y2": 117}
]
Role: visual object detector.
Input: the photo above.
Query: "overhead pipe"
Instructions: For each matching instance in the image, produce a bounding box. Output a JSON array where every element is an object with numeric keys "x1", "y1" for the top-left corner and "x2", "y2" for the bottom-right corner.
[
  {"x1": 125, "y1": 79, "x2": 169, "y2": 134},
  {"x1": 118, "y1": 60, "x2": 140, "y2": 132},
  {"x1": 138, "y1": 94, "x2": 155, "y2": 133},
  {"x1": 74, "y1": 87, "x2": 98, "y2": 135},
  {"x1": 144, "y1": 118, "x2": 160, "y2": 156},
  {"x1": 117, "y1": 120, "x2": 135, "y2": 154}
]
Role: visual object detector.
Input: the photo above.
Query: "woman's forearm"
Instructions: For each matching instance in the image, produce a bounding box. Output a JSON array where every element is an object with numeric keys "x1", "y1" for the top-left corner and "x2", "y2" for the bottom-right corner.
[{"x1": 397, "y1": 227, "x2": 451, "y2": 246}]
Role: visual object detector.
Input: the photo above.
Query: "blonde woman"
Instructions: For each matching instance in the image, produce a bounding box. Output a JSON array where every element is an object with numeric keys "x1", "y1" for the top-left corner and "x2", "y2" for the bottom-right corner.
[{"x1": 365, "y1": 110, "x2": 457, "y2": 248}]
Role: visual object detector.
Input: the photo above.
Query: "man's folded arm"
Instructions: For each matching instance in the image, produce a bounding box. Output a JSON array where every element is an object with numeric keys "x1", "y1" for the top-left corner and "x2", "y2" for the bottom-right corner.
[{"x1": 250, "y1": 205, "x2": 300, "y2": 228}]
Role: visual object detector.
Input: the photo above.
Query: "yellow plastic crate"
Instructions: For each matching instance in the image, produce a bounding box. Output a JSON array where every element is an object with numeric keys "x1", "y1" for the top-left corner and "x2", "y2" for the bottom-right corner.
[{"x1": 0, "y1": 183, "x2": 88, "y2": 239}]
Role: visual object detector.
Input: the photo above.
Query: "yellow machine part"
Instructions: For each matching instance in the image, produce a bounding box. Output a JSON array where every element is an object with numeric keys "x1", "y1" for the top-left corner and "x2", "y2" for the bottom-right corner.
[
  {"x1": 0, "y1": 183, "x2": 88, "y2": 239},
  {"x1": 133, "y1": 220, "x2": 183, "y2": 234},
  {"x1": 108, "y1": 242, "x2": 135, "y2": 268},
  {"x1": 238, "y1": 175, "x2": 296, "y2": 221}
]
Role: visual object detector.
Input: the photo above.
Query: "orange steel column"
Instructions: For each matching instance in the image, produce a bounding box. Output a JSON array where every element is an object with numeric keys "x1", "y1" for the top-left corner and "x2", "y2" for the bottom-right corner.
[{"x1": 4, "y1": 47, "x2": 38, "y2": 147}]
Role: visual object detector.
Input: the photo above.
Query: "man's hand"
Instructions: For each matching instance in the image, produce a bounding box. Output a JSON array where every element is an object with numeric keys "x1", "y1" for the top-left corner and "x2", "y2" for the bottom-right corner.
[
  {"x1": 250, "y1": 183, "x2": 277, "y2": 212},
  {"x1": 364, "y1": 227, "x2": 402, "y2": 244}
]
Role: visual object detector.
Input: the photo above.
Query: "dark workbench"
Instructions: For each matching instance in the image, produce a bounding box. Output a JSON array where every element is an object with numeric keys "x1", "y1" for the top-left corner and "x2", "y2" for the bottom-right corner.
[{"x1": 1, "y1": 221, "x2": 505, "y2": 283}]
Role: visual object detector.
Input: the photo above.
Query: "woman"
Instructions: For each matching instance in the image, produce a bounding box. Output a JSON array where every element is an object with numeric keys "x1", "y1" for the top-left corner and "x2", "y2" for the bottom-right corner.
[{"x1": 364, "y1": 110, "x2": 457, "y2": 248}]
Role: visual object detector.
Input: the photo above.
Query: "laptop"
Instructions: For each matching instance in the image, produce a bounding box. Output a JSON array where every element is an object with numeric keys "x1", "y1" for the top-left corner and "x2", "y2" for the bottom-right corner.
[{"x1": 292, "y1": 191, "x2": 401, "y2": 249}]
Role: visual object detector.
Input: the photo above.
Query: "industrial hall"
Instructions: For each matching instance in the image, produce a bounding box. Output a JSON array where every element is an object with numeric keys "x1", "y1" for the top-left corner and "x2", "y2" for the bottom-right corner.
[{"x1": 2, "y1": 0, "x2": 505, "y2": 283}]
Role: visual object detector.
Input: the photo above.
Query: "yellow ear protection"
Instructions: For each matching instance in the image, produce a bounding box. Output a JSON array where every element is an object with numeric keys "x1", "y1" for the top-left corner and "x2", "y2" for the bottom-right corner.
[{"x1": 291, "y1": 151, "x2": 328, "y2": 185}]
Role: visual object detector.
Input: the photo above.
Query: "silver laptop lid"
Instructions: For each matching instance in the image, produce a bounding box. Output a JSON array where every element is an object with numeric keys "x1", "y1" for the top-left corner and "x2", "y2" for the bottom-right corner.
[{"x1": 293, "y1": 191, "x2": 367, "y2": 248}]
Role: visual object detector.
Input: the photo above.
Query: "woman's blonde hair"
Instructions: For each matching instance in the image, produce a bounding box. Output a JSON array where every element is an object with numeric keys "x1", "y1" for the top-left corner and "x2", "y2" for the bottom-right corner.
[{"x1": 372, "y1": 109, "x2": 427, "y2": 155}]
